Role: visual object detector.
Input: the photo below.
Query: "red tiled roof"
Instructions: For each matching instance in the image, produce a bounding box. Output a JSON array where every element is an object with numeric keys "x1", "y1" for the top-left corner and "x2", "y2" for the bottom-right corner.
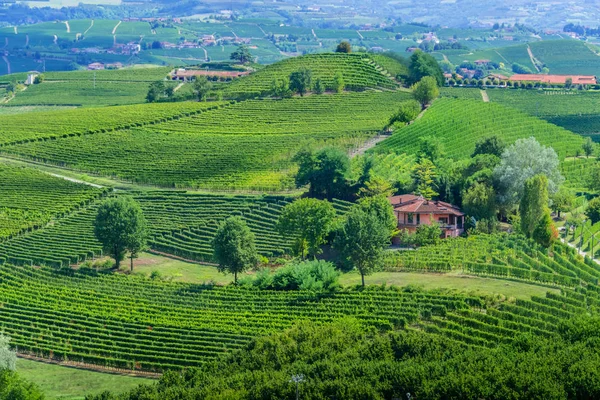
[
  {"x1": 388, "y1": 195, "x2": 464, "y2": 216},
  {"x1": 509, "y1": 74, "x2": 597, "y2": 84}
]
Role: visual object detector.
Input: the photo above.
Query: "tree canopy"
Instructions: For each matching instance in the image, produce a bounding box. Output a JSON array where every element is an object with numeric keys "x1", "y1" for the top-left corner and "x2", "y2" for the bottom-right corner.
[
  {"x1": 94, "y1": 196, "x2": 148, "y2": 270},
  {"x1": 230, "y1": 44, "x2": 254, "y2": 64},
  {"x1": 277, "y1": 198, "x2": 337, "y2": 258},
  {"x1": 294, "y1": 147, "x2": 350, "y2": 200},
  {"x1": 408, "y1": 50, "x2": 444, "y2": 86},
  {"x1": 412, "y1": 76, "x2": 440, "y2": 108},
  {"x1": 520, "y1": 174, "x2": 549, "y2": 239},
  {"x1": 335, "y1": 41, "x2": 352, "y2": 53},
  {"x1": 212, "y1": 216, "x2": 259, "y2": 283},
  {"x1": 289, "y1": 68, "x2": 312, "y2": 96}
]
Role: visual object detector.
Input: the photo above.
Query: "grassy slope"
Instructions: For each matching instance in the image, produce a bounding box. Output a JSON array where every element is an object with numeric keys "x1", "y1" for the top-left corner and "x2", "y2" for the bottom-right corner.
[{"x1": 17, "y1": 358, "x2": 152, "y2": 400}]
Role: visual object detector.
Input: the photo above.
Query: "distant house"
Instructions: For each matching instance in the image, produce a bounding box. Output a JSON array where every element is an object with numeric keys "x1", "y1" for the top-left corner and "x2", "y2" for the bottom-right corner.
[
  {"x1": 370, "y1": 46, "x2": 384, "y2": 53},
  {"x1": 170, "y1": 68, "x2": 250, "y2": 81},
  {"x1": 388, "y1": 195, "x2": 465, "y2": 240},
  {"x1": 509, "y1": 74, "x2": 597, "y2": 85},
  {"x1": 474, "y1": 59, "x2": 491, "y2": 66},
  {"x1": 105, "y1": 62, "x2": 123, "y2": 69},
  {"x1": 87, "y1": 62, "x2": 105, "y2": 70}
]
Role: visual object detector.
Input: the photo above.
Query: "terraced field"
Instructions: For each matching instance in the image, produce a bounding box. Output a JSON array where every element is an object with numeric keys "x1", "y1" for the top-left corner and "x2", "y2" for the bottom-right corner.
[
  {"x1": 0, "y1": 164, "x2": 107, "y2": 239},
  {"x1": 374, "y1": 98, "x2": 588, "y2": 161},
  {"x1": 529, "y1": 40, "x2": 600, "y2": 76},
  {"x1": 560, "y1": 157, "x2": 598, "y2": 191},
  {"x1": 221, "y1": 53, "x2": 400, "y2": 98},
  {"x1": 2, "y1": 92, "x2": 410, "y2": 190}
]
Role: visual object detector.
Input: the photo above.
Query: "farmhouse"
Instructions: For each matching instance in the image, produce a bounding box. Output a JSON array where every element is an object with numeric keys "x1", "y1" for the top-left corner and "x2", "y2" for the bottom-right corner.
[
  {"x1": 509, "y1": 74, "x2": 597, "y2": 85},
  {"x1": 170, "y1": 68, "x2": 250, "y2": 81},
  {"x1": 87, "y1": 62, "x2": 105, "y2": 70},
  {"x1": 388, "y1": 195, "x2": 465, "y2": 239}
]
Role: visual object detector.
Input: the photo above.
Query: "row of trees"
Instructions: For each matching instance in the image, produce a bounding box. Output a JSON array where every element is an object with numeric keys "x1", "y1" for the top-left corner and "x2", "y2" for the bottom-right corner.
[{"x1": 270, "y1": 68, "x2": 345, "y2": 98}]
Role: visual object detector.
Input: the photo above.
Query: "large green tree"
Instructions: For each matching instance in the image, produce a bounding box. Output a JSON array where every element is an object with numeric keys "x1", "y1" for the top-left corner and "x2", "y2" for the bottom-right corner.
[
  {"x1": 277, "y1": 198, "x2": 337, "y2": 259},
  {"x1": 551, "y1": 187, "x2": 575, "y2": 219},
  {"x1": 462, "y1": 183, "x2": 497, "y2": 221},
  {"x1": 193, "y1": 76, "x2": 213, "y2": 101},
  {"x1": 94, "y1": 197, "x2": 148, "y2": 270},
  {"x1": 294, "y1": 147, "x2": 350, "y2": 200},
  {"x1": 586, "y1": 197, "x2": 600, "y2": 224},
  {"x1": 408, "y1": 50, "x2": 444, "y2": 86},
  {"x1": 387, "y1": 100, "x2": 421, "y2": 128},
  {"x1": 520, "y1": 175, "x2": 549, "y2": 238},
  {"x1": 334, "y1": 207, "x2": 391, "y2": 286},
  {"x1": 335, "y1": 41, "x2": 352, "y2": 53},
  {"x1": 472, "y1": 136, "x2": 506, "y2": 158},
  {"x1": 412, "y1": 76, "x2": 439, "y2": 109},
  {"x1": 289, "y1": 68, "x2": 312, "y2": 96},
  {"x1": 412, "y1": 159, "x2": 438, "y2": 200},
  {"x1": 212, "y1": 216, "x2": 259, "y2": 283},
  {"x1": 533, "y1": 210, "x2": 558, "y2": 248},
  {"x1": 230, "y1": 44, "x2": 254, "y2": 64},
  {"x1": 494, "y1": 137, "x2": 564, "y2": 210}
]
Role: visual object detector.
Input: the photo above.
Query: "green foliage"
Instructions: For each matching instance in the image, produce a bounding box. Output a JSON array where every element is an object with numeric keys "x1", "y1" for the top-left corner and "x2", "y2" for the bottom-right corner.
[
  {"x1": 587, "y1": 163, "x2": 600, "y2": 193},
  {"x1": 520, "y1": 175, "x2": 549, "y2": 238},
  {"x1": 551, "y1": 188, "x2": 575, "y2": 218},
  {"x1": 193, "y1": 76, "x2": 213, "y2": 101},
  {"x1": 412, "y1": 76, "x2": 440, "y2": 108},
  {"x1": 583, "y1": 137, "x2": 595, "y2": 158},
  {"x1": 418, "y1": 135, "x2": 444, "y2": 163},
  {"x1": 412, "y1": 159, "x2": 438, "y2": 200},
  {"x1": 0, "y1": 369, "x2": 44, "y2": 400},
  {"x1": 246, "y1": 260, "x2": 340, "y2": 292},
  {"x1": 408, "y1": 50, "x2": 444, "y2": 86},
  {"x1": 333, "y1": 71, "x2": 345, "y2": 93},
  {"x1": 289, "y1": 68, "x2": 312, "y2": 96},
  {"x1": 146, "y1": 81, "x2": 166, "y2": 103},
  {"x1": 463, "y1": 183, "x2": 497, "y2": 221},
  {"x1": 586, "y1": 197, "x2": 600, "y2": 225},
  {"x1": 335, "y1": 41, "x2": 352, "y2": 53},
  {"x1": 495, "y1": 137, "x2": 564, "y2": 209},
  {"x1": 212, "y1": 216, "x2": 259, "y2": 283},
  {"x1": 334, "y1": 206, "x2": 392, "y2": 285},
  {"x1": 472, "y1": 136, "x2": 506, "y2": 158},
  {"x1": 533, "y1": 210, "x2": 558, "y2": 248},
  {"x1": 414, "y1": 222, "x2": 442, "y2": 246},
  {"x1": 388, "y1": 100, "x2": 421, "y2": 128},
  {"x1": 356, "y1": 195, "x2": 397, "y2": 232},
  {"x1": 94, "y1": 196, "x2": 148, "y2": 269},
  {"x1": 277, "y1": 198, "x2": 337, "y2": 258},
  {"x1": 230, "y1": 44, "x2": 254, "y2": 64},
  {"x1": 312, "y1": 78, "x2": 324, "y2": 94},
  {"x1": 294, "y1": 147, "x2": 351, "y2": 200}
]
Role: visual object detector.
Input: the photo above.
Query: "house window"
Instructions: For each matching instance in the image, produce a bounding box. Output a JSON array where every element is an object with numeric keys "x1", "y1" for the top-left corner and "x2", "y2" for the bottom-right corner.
[
  {"x1": 439, "y1": 217, "x2": 448, "y2": 225},
  {"x1": 407, "y1": 213, "x2": 414, "y2": 224},
  {"x1": 458, "y1": 217, "x2": 463, "y2": 229},
  {"x1": 416, "y1": 214, "x2": 420, "y2": 225}
]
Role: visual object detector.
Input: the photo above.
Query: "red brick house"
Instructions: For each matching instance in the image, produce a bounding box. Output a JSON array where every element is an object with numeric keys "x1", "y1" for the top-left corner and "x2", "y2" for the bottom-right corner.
[{"x1": 389, "y1": 195, "x2": 465, "y2": 239}]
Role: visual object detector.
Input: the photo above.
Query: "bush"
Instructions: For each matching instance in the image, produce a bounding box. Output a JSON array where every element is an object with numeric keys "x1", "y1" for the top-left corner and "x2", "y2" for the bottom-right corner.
[{"x1": 250, "y1": 260, "x2": 340, "y2": 292}]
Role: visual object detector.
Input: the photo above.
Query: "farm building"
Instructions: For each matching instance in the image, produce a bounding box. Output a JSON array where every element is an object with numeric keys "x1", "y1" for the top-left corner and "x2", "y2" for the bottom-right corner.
[
  {"x1": 87, "y1": 62, "x2": 105, "y2": 70},
  {"x1": 509, "y1": 74, "x2": 597, "y2": 85},
  {"x1": 389, "y1": 195, "x2": 465, "y2": 240},
  {"x1": 25, "y1": 72, "x2": 39, "y2": 85},
  {"x1": 170, "y1": 68, "x2": 250, "y2": 81}
]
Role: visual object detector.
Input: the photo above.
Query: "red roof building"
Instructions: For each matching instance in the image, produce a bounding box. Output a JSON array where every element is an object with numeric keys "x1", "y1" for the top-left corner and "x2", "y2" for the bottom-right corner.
[
  {"x1": 509, "y1": 74, "x2": 597, "y2": 85},
  {"x1": 388, "y1": 195, "x2": 465, "y2": 239}
]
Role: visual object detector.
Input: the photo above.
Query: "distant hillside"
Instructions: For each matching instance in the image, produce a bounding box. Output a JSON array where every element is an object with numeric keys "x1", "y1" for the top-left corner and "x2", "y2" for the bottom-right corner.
[
  {"x1": 374, "y1": 98, "x2": 587, "y2": 161},
  {"x1": 221, "y1": 53, "x2": 401, "y2": 98},
  {"x1": 529, "y1": 40, "x2": 600, "y2": 76}
]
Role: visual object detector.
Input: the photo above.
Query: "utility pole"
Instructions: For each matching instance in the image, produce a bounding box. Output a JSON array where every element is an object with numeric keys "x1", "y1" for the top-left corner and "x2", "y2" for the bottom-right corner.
[
  {"x1": 579, "y1": 219, "x2": 587, "y2": 252},
  {"x1": 93, "y1": 70, "x2": 96, "y2": 89},
  {"x1": 290, "y1": 374, "x2": 304, "y2": 400}
]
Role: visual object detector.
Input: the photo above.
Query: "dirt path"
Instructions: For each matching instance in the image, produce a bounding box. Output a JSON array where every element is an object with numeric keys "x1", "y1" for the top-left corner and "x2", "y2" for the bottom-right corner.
[
  {"x1": 349, "y1": 134, "x2": 388, "y2": 158},
  {"x1": 173, "y1": 82, "x2": 184, "y2": 92},
  {"x1": 257, "y1": 24, "x2": 267, "y2": 36},
  {"x1": 561, "y1": 238, "x2": 600, "y2": 265},
  {"x1": 311, "y1": 29, "x2": 317, "y2": 40},
  {"x1": 494, "y1": 50, "x2": 509, "y2": 63},
  {"x1": 48, "y1": 172, "x2": 104, "y2": 188},
  {"x1": 64, "y1": 20, "x2": 70, "y2": 33},
  {"x1": 17, "y1": 353, "x2": 160, "y2": 379},
  {"x1": 200, "y1": 46, "x2": 208, "y2": 60},
  {"x1": 112, "y1": 20, "x2": 121, "y2": 35},
  {"x1": 3, "y1": 37, "x2": 7, "y2": 48},
  {"x1": 24, "y1": 34, "x2": 29, "y2": 47},
  {"x1": 13, "y1": 26, "x2": 17, "y2": 34},
  {"x1": 83, "y1": 19, "x2": 94, "y2": 35},
  {"x1": 53, "y1": 34, "x2": 58, "y2": 44},
  {"x1": 526, "y1": 45, "x2": 542, "y2": 72},
  {"x1": 2, "y1": 55, "x2": 10, "y2": 75},
  {"x1": 480, "y1": 89, "x2": 489, "y2": 102},
  {"x1": 356, "y1": 30, "x2": 364, "y2": 39}
]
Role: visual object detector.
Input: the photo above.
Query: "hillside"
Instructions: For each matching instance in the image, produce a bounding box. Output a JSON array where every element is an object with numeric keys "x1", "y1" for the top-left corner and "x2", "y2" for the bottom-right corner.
[
  {"x1": 529, "y1": 40, "x2": 600, "y2": 76},
  {"x1": 221, "y1": 53, "x2": 401, "y2": 98},
  {"x1": 1, "y1": 91, "x2": 411, "y2": 190},
  {"x1": 374, "y1": 98, "x2": 587, "y2": 160}
]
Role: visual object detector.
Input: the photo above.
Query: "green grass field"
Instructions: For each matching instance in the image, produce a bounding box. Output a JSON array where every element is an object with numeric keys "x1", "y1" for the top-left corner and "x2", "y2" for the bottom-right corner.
[{"x1": 17, "y1": 358, "x2": 152, "y2": 400}]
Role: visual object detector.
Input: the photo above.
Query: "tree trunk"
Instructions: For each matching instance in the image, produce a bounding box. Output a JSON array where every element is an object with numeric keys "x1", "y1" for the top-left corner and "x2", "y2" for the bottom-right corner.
[
  {"x1": 361, "y1": 273, "x2": 365, "y2": 287},
  {"x1": 234, "y1": 271, "x2": 238, "y2": 284},
  {"x1": 130, "y1": 255, "x2": 134, "y2": 272}
]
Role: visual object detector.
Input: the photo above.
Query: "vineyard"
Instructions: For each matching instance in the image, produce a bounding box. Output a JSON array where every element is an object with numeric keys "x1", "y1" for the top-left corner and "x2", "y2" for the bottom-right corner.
[
  {"x1": 0, "y1": 191, "x2": 353, "y2": 267},
  {"x1": 559, "y1": 157, "x2": 598, "y2": 191},
  {"x1": 486, "y1": 89, "x2": 600, "y2": 135},
  {"x1": 2, "y1": 92, "x2": 410, "y2": 190},
  {"x1": 220, "y1": 53, "x2": 400, "y2": 98},
  {"x1": 374, "y1": 98, "x2": 588, "y2": 161},
  {"x1": 0, "y1": 164, "x2": 107, "y2": 239},
  {"x1": 528, "y1": 40, "x2": 600, "y2": 76}
]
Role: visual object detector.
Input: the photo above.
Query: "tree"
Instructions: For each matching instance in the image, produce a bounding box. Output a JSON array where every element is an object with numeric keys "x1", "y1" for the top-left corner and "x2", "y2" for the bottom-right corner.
[
  {"x1": 588, "y1": 163, "x2": 600, "y2": 192},
  {"x1": 194, "y1": 76, "x2": 213, "y2": 101},
  {"x1": 270, "y1": 77, "x2": 292, "y2": 98},
  {"x1": 334, "y1": 207, "x2": 391, "y2": 286},
  {"x1": 357, "y1": 195, "x2": 397, "y2": 232},
  {"x1": 0, "y1": 334, "x2": 15, "y2": 371},
  {"x1": 146, "y1": 81, "x2": 166, "y2": 103},
  {"x1": 586, "y1": 197, "x2": 600, "y2": 224},
  {"x1": 33, "y1": 74, "x2": 44, "y2": 84},
  {"x1": 520, "y1": 175, "x2": 549, "y2": 238},
  {"x1": 313, "y1": 78, "x2": 325, "y2": 94},
  {"x1": 277, "y1": 198, "x2": 337, "y2": 259},
  {"x1": 359, "y1": 176, "x2": 394, "y2": 198},
  {"x1": 289, "y1": 68, "x2": 312, "y2": 96},
  {"x1": 335, "y1": 41, "x2": 352, "y2": 53},
  {"x1": 333, "y1": 72, "x2": 345, "y2": 93},
  {"x1": 387, "y1": 100, "x2": 421, "y2": 128},
  {"x1": 212, "y1": 216, "x2": 259, "y2": 283},
  {"x1": 412, "y1": 76, "x2": 439, "y2": 109},
  {"x1": 408, "y1": 50, "x2": 444, "y2": 86},
  {"x1": 494, "y1": 137, "x2": 564, "y2": 209},
  {"x1": 294, "y1": 147, "x2": 350, "y2": 200},
  {"x1": 472, "y1": 136, "x2": 505, "y2": 158},
  {"x1": 418, "y1": 136, "x2": 444, "y2": 163},
  {"x1": 230, "y1": 44, "x2": 254, "y2": 64},
  {"x1": 533, "y1": 209, "x2": 558, "y2": 247},
  {"x1": 151, "y1": 40, "x2": 162, "y2": 49},
  {"x1": 583, "y1": 137, "x2": 595, "y2": 158},
  {"x1": 414, "y1": 221, "x2": 442, "y2": 246},
  {"x1": 551, "y1": 187, "x2": 574, "y2": 219},
  {"x1": 565, "y1": 77, "x2": 573, "y2": 89},
  {"x1": 462, "y1": 183, "x2": 497, "y2": 221},
  {"x1": 412, "y1": 159, "x2": 438, "y2": 200},
  {"x1": 94, "y1": 197, "x2": 148, "y2": 270}
]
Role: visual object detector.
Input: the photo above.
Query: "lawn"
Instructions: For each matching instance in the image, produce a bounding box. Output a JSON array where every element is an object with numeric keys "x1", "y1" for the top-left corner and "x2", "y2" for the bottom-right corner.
[
  {"x1": 129, "y1": 253, "x2": 559, "y2": 299},
  {"x1": 16, "y1": 358, "x2": 153, "y2": 400}
]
